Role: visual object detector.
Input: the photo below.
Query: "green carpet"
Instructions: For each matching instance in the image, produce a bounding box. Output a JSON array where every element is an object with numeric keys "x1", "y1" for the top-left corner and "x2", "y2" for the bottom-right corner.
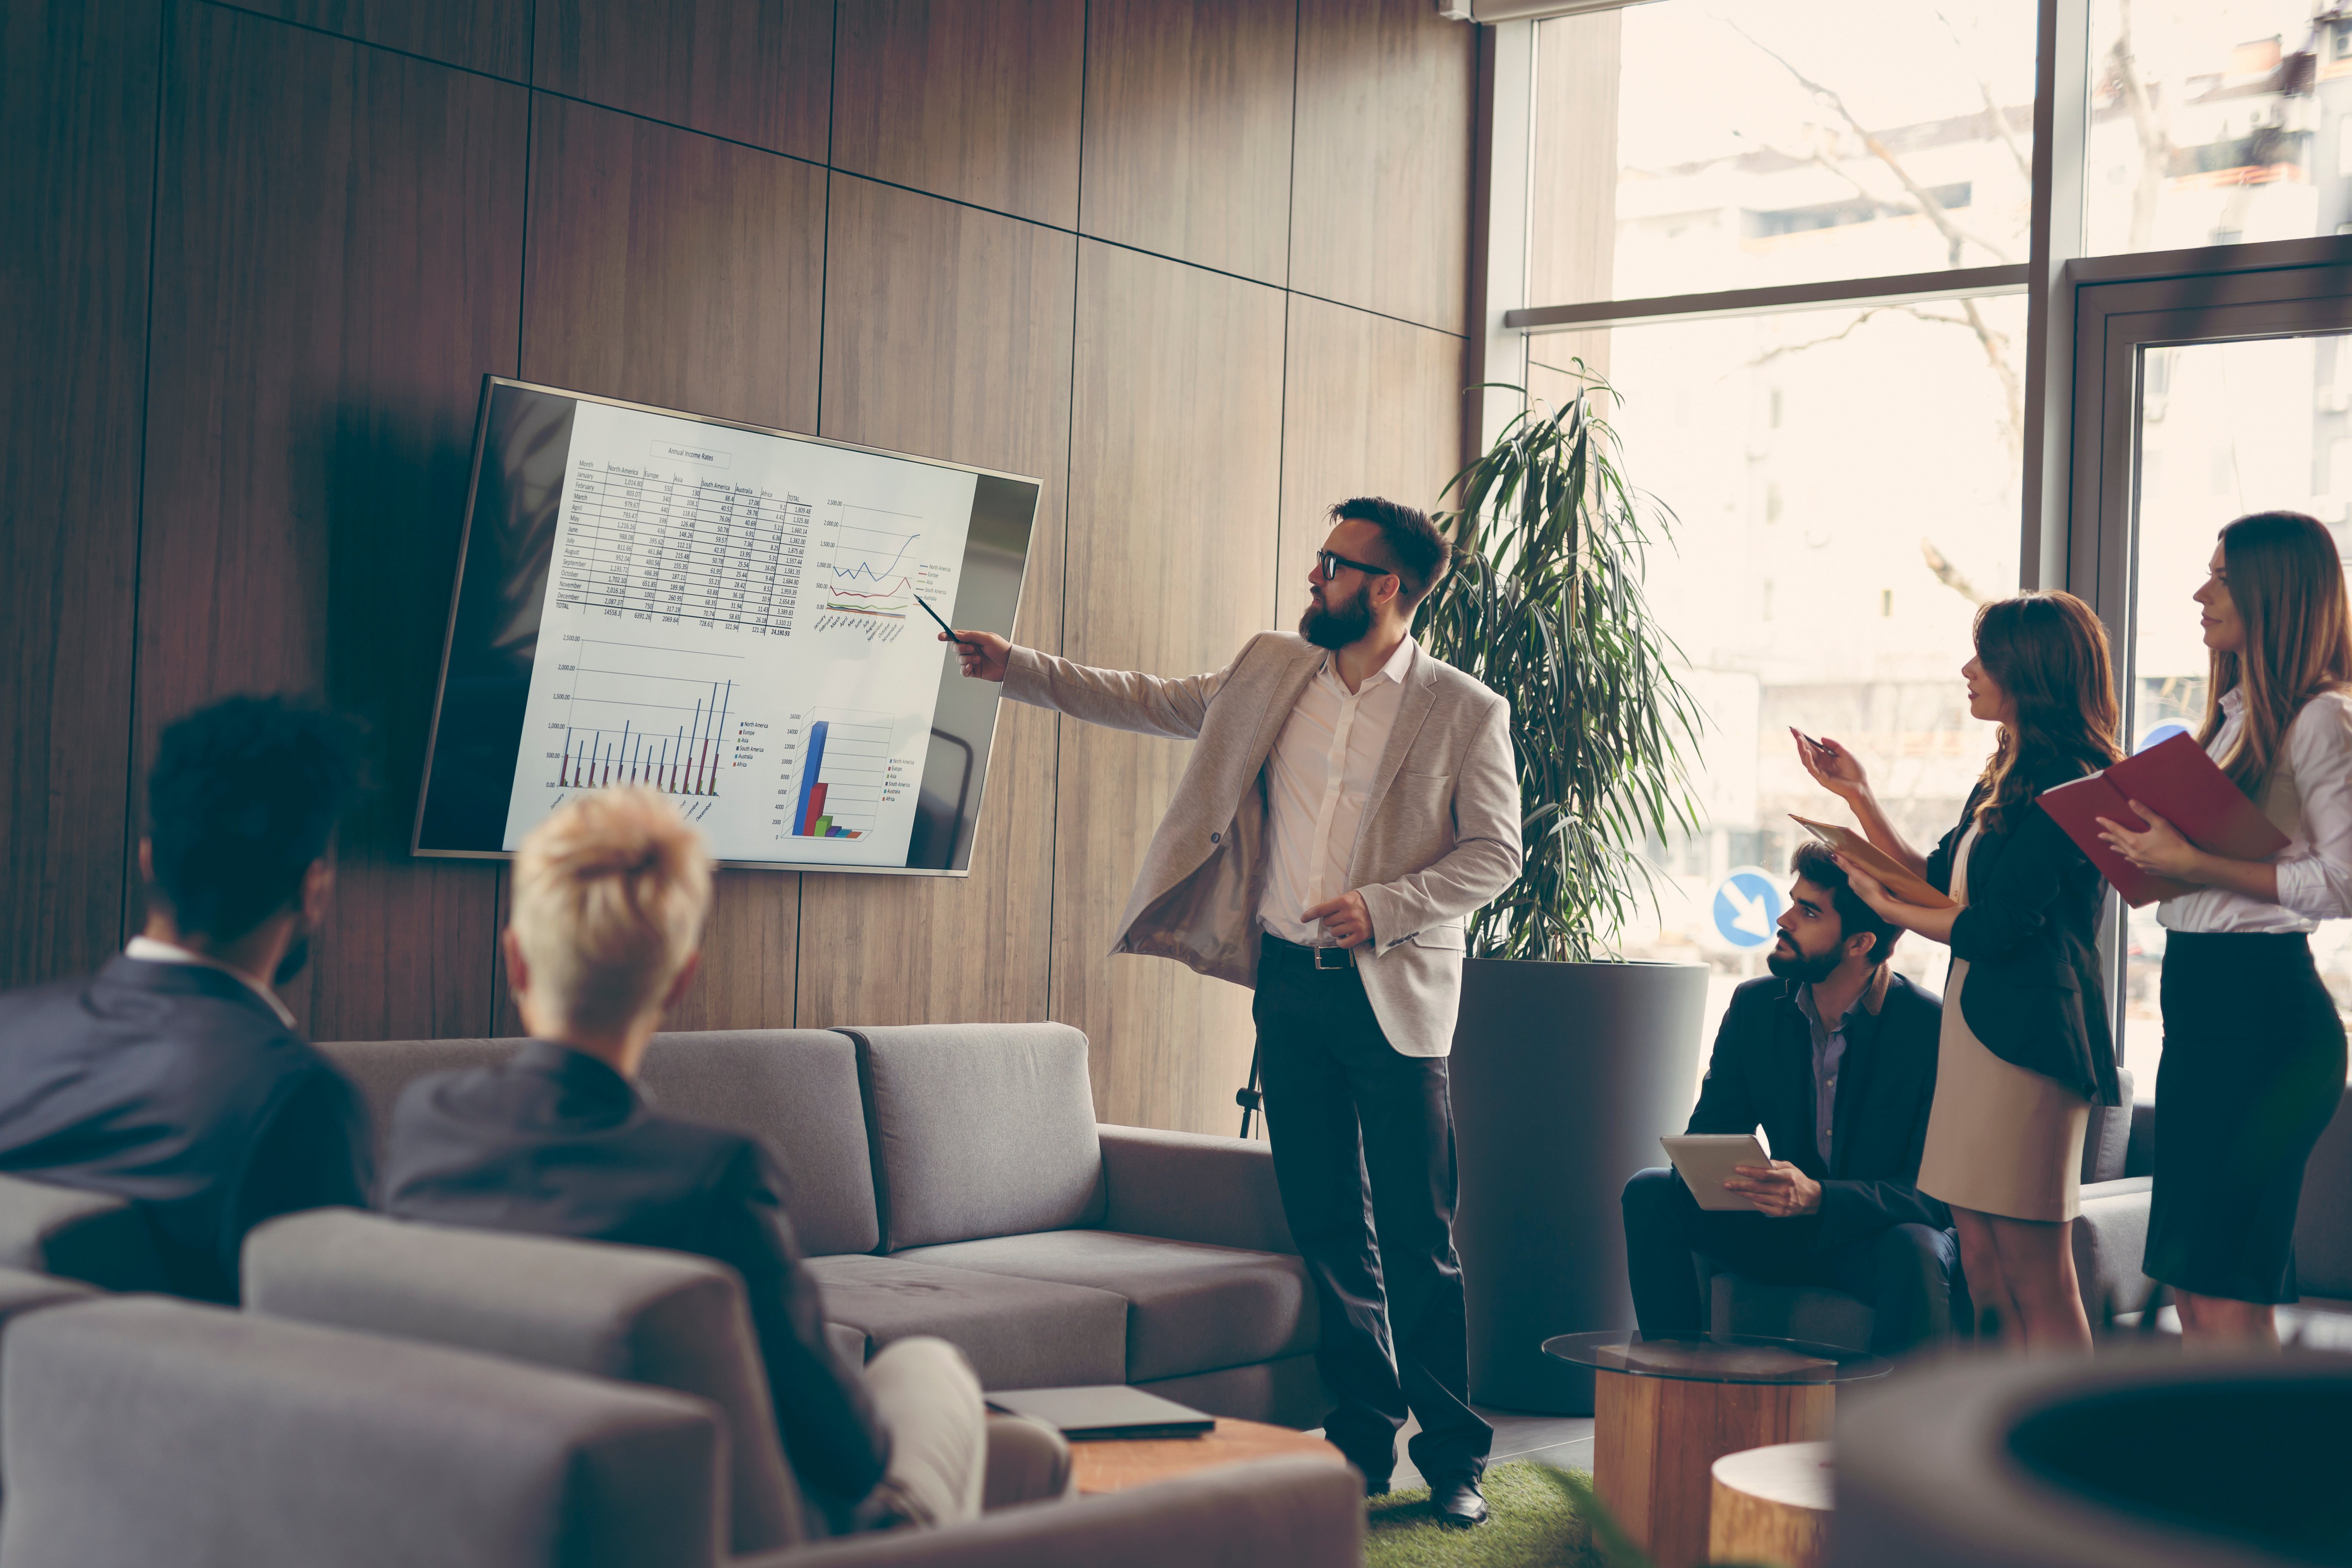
[{"x1": 1363, "y1": 1463, "x2": 1605, "y2": 1568}]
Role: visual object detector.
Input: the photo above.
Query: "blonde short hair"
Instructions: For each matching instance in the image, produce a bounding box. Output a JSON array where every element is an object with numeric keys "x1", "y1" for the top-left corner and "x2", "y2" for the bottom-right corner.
[{"x1": 510, "y1": 787, "x2": 712, "y2": 1035}]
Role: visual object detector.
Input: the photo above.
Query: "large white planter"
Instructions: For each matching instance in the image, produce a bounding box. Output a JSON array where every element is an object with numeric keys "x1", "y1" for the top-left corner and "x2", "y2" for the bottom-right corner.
[{"x1": 1450, "y1": 956, "x2": 1709, "y2": 1415}]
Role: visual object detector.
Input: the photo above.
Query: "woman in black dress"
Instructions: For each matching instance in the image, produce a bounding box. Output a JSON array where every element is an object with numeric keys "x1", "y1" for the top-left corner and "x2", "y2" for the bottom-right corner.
[
  {"x1": 2098, "y1": 511, "x2": 2352, "y2": 1345},
  {"x1": 1799, "y1": 592, "x2": 2124, "y2": 1348}
]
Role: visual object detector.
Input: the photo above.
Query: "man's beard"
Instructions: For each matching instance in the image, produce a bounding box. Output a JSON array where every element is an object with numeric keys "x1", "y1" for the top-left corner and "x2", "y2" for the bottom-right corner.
[
  {"x1": 1300, "y1": 581, "x2": 1375, "y2": 649},
  {"x1": 273, "y1": 922, "x2": 315, "y2": 987},
  {"x1": 1764, "y1": 937, "x2": 1840, "y2": 984}
]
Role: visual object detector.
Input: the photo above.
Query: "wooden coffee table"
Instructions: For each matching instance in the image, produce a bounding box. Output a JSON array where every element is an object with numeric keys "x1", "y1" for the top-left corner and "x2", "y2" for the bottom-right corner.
[
  {"x1": 1068, "y1": 1418, "x2": 1348, "y2": 1494},
  {"x1": 1541, "y1": 1333, "x2": 1887, "y2": 1568}
]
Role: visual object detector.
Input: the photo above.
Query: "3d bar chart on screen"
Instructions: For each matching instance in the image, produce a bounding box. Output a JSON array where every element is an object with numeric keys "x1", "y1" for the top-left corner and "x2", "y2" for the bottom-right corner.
[
  {"x1": 494, "y1": 395, "x2": 980, "y2": 867},
  {"x1": 788, "y1": 710, "x2": 893, "y2": 839}
]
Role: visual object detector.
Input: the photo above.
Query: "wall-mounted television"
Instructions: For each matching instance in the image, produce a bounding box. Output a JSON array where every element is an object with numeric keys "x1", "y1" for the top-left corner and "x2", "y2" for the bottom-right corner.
[{"x1": 413, "y1": 377, "x2": 1038, "y2": 874}]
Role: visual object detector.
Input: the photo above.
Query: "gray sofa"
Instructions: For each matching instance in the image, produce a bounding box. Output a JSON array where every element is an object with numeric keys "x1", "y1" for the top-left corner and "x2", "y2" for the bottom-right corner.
[
  {"x1": 1704, "y1": 1069, "x2": 2147, "y2": 1348},
  {"x1": 318, "y1": 1023, "x2": 1326, "y2": 1426},
  {"x1": 0, "y1": 1294, "x2": 1363, "y2": 1568}
]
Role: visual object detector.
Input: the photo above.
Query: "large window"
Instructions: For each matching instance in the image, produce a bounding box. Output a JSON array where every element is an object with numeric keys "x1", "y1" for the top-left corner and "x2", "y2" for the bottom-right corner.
[
  {"x1": 1533, "y1": 1, "x2": 2039, "y2": 305},
  {"x1": 1498, "y1": 0, "x2": 2352, "y2": 1081},
  {"x1": 1519, "y1": 0, "x2": 2036, "y2": 1050},
  {"x1": 2088, "y1": 0, "x2": 2352, "y2": 254}
]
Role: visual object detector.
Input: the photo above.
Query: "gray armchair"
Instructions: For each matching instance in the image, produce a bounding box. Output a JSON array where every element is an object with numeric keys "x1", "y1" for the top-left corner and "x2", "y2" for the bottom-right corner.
[
  {"x1": 1706, "y1": 1069, "x2": 2141, "y2": 1348},
  {"x1": 0, "y1": 1173, "x2": 171, "y2": 1292},
  {"x1": 0, "y1": 1295, "x2": 1363, "y2": 1568}
]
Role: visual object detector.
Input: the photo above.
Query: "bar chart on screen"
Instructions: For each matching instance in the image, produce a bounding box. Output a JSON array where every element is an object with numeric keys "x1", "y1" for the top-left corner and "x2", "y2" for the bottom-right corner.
[{"x1": 788, "y1": 708, "x2": 894, "y2": 840}]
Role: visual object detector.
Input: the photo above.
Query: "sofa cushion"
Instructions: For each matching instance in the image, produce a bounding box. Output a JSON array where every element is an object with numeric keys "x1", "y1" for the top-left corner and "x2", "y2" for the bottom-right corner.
[
  {"x1": 0, "y1": 1174, "x2": 172, "y2": 1292},
  {"x1": 2293, "y1": 1087, "x2": 2352, "y2": 1299},
  {"x1": 2, "y1": 1297, "x2": 721, "y2": 1568},
  {"x1": 845, "y1": 1024, "x2": 1105, "y2": 1250},
  {"x1": 322, "y1": 1031, "x2": 880, "y2": 1257},
  {"x1": 245, "y1": 1209, "x2": 805, "y2": 1554},
  {"x1": 805, "y1": 1254, "x2": 1127, "y2": 1390},
  {"x1": 895, "y1": 1231, "x2": 1315, "y2": 1381}
]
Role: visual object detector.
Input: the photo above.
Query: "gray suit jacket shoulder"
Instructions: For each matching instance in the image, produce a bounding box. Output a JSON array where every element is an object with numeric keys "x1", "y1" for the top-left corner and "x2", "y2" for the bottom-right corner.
[{"x1": 1004, "y1": 631, "x2": 1521, "y2": 1057}]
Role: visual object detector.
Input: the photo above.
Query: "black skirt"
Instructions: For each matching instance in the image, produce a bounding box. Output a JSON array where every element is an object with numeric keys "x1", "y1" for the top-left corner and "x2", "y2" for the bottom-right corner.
[{"x1": 2145, "y1": 931, "x2": 2349, "y2": 1303}]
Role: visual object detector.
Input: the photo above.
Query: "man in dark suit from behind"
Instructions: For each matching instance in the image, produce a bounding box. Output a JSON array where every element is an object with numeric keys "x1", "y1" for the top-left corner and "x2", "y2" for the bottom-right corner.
[
  {"x1": 383, "y1": 785, "x2": 1025, "y2": 1537},
  {"x1": 1621, "y1": 842, "x2": 1960, "y2": 1355},
  {"x1": 0, "y1": 695, "x2": 371, "y2": 1302}
]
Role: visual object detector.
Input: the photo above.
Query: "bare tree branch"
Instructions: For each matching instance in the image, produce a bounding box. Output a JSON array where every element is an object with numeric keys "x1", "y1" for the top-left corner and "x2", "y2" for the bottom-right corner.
[
  {"x1": 1729, "y1": 20, "x2": 2018, "y2": 266},
  {"x1": 1935, "y1": 5, "x2": 2033, "y2": 184},
  {"x1": 1920, "y1": 538, "x2": 1986, "y2": 604},
  {"x1": 2109, "y1": 0, "x2": 2172, "y2": 251}
]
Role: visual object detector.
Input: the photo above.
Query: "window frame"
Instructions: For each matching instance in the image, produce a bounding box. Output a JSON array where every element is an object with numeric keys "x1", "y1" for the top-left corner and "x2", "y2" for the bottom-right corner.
[{"x1": 1476, "y1": 0, "x2": 2352, "y2": 1060}]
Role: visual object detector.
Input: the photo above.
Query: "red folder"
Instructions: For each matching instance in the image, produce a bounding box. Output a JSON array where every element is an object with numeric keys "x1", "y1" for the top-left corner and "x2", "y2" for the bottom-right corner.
[{"x1": 2036, "y1": 732, "x2": 2290, "y2": 907}]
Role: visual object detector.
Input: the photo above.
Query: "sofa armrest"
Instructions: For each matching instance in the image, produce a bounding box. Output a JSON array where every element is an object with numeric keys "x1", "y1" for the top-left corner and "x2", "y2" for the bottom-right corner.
[
  {"x1": 2074, "y1": 1176, "x2": 2159, "y2": 1326},
  {"x1": 1098, "y1": 1126, "x2": 1297, "y2": 1255},
  {"x1": 766, "y1": 1458, "x2": 1360, "y2": 1568}
]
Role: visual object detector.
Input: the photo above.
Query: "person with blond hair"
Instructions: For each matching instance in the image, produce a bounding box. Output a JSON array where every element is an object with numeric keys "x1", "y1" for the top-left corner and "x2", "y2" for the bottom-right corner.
[
  {"x1": 2098, "y1": 511, "x2": 2352, "y2": 1346},
  {"x1": 382, "y1": 787, "x2": 1016, "y2": 1534}
]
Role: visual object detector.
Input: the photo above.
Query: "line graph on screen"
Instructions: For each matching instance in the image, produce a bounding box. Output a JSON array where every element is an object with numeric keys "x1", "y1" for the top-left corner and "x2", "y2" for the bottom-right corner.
[{"x1": 818, "y1": 510, "x2": 921, "y2": 619}]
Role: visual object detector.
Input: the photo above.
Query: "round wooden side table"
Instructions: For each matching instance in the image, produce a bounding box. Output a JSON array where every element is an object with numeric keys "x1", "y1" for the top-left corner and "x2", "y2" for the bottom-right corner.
[
  {"x1": 1541, "y1": 1332, "x2": 1886, "y2": 1568},
  {"x1": 1711, "y1": 1440, "x2": 1834, "y2": 1568}
]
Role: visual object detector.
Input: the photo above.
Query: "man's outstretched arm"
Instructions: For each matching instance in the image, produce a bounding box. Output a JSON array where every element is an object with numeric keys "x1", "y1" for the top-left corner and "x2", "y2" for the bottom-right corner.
[{"x1": 944, "y1": 629, "x2": 1237, "y2": 741}]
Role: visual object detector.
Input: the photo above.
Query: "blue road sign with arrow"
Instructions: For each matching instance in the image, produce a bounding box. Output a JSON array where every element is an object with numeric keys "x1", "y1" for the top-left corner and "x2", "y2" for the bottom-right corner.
[{"x1": 1711, "y1": 866, "x2": 1784, "y2": 950}]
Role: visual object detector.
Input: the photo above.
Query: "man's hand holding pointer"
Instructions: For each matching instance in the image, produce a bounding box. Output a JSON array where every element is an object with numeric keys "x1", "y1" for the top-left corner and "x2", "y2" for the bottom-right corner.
[{"x1": 940, "y1": 629, "x2": 1011, "y2": 682}]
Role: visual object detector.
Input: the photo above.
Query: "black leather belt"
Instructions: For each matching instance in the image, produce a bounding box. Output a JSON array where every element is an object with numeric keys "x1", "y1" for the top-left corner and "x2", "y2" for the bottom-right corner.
[{"x1": 1263, "y1": 932, "x2": 1354, "y2": 970}]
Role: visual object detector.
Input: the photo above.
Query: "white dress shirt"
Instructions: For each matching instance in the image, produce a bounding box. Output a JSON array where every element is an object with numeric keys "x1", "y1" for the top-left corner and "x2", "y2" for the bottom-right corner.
[
  {"x1": 2160, "y1": 687, "x2": 2352, "y2": 934},
  {"x1": 1257, "y1": 635, "x2": 1418, "y2": 945},
  {"x1": 125, "y1": 935, "x2": 298, "y2": 1028}
]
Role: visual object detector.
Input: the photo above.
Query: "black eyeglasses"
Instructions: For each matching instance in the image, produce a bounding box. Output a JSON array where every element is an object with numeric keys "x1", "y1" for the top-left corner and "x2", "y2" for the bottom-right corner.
[{"x1": 1317, "y1": 549, "x2": 1396, "y2": 582}]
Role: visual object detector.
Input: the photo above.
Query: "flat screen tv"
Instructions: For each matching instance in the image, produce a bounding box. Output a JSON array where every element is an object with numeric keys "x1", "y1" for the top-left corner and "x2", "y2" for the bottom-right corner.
[{"x1": 413, "y1": 377, "x2": 1039, "y2": 874}]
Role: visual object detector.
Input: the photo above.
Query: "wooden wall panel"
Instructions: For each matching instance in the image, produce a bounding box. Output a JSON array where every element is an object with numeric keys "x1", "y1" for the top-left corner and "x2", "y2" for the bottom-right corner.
[
  {"x1": 213, "y1": 0, "x2": 530, "y2": 78},
  {"x1": 535, "y1": 0, "x2": 832, "y2": 161},
  {"x1": 522, "y1": 95, "x2": 825, "y2": 431},
  {"x1": 831, "y1": 0, "x2": 1083, "y2": 227},
  {"x1": 140, "y1": 2, "x2": 522, "y2": 1038},
  {"x1": 1289, "y1": 0, "x2": 1474, "y2": 334},
  {"x1": 796, "y1": 176, "x2": 1075, "y2": 1029},
  {"x1": 1079, "y1": 0, "x2": 1294, "y2": 285},
  {"x1": 0, "y1": 0, "x2": 156, "y2": 988},
  {"x1": 1057, "y1": 242, "x2": 1284, "y2": 1133},
  {"x1": 511, "y1": 92, "x2": 827, "y2": 1033},
  {"x1": 1274, "y1": 297, "x2": 1466, "y2": 629}
]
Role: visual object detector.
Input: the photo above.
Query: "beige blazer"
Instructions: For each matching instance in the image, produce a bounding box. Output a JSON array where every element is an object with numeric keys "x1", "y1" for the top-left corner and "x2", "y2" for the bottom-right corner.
[{"x1": 1003, "y1": 632, "x2": 1522, "y2": 1057}]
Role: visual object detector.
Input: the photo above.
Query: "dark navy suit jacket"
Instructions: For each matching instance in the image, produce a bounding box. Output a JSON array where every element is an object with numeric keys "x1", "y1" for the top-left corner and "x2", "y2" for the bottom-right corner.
[
  {"x1": 0, "y1": 956, "x2": 372, "y2": 1302},
  {"x1": 381, "y1": 1040, "x2": 890, "y2": 1512},
  {"x1": 1686, "y1": 970, "x2": 1950, "y2": 1250}
]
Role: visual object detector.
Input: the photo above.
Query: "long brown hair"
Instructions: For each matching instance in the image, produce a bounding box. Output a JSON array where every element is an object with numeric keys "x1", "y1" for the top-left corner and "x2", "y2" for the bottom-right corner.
[
  {"x1": 2200, "y1": 511, "x2": 2352, "y2": 797},
  {"x1": 1971, "y1": 591, "x2": 2123, "y2": 835}
]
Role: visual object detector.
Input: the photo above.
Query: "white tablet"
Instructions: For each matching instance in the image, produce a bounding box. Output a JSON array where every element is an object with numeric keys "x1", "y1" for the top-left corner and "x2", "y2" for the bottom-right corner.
[{"x1": 1661, "y1": 1134, "x2": 1772, "y2": 1213}]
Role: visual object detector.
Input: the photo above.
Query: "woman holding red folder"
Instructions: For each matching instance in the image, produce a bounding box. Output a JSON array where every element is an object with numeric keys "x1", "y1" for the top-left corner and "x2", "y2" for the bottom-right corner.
[
  {"x1": 1795, "y1": 593, "x2": 2124, "y2": 1349},
  {"x1": 2097, "y1": 511, "x2": 2352, "y2": 1346}
]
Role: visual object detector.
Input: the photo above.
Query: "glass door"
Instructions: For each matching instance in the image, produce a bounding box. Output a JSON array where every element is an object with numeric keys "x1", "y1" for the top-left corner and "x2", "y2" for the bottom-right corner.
[{"x1": 2069, "y1": 254, "x2": 2352, "y2": 1078}]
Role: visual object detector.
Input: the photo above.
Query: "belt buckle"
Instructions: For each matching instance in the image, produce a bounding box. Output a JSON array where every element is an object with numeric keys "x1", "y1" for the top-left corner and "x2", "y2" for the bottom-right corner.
[{"x1": 1311, "y1": 945, "x2": 1353, "y2": 971}]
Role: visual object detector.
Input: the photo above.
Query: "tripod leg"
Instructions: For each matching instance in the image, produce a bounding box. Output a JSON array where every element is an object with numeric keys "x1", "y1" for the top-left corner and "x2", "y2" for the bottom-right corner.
[{"x1": 1235, "y1": 1033, "x2": 1265, "y2": 1139}]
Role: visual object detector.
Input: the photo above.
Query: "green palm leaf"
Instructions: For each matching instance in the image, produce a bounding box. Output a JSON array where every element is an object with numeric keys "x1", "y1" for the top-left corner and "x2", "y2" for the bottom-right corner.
[{"x1": 1421, "y1": 372, "x2": 1704, "y2": 963}]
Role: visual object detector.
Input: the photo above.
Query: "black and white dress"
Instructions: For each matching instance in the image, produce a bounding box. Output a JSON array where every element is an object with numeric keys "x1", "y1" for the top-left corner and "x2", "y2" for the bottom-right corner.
[{"x1": 2146, "y1": 688, "x2": 2352, "y2": 1304}]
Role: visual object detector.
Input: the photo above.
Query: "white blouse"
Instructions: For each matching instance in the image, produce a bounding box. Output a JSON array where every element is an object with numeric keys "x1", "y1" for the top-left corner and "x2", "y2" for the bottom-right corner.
[{"x1": 2159, "y1": 687, "x2": 2352, "y2": 934}]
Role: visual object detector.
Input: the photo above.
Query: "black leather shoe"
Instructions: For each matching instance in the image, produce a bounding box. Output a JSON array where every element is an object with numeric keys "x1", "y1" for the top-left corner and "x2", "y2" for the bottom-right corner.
[{"x1": 1429, "y1": 1473, "x2": 1489, "y2": 1529}]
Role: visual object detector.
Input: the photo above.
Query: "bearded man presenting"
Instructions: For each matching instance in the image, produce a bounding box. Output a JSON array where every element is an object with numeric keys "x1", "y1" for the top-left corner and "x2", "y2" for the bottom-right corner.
[{"x1": 944, "y1": 497, "x2": 1521, "y2": 1528}]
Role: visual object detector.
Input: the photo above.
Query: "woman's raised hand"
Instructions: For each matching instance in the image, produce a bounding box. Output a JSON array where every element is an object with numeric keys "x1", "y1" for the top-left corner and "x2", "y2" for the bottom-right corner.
[{"x1": 1792, "y1": 727, "x2": 1871, "y2": 804}]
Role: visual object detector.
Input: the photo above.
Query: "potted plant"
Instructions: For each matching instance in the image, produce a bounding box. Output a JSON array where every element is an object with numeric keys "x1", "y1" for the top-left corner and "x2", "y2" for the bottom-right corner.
[{"x1": 1421, "y1": 371, "x2": 1712, "y2": 1415}]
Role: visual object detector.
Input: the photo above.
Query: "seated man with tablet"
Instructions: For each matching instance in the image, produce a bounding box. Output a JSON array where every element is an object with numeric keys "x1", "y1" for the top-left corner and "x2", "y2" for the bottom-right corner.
[{"x1": 1621, "y1": 843, "x2": 1960, "y2": 1355}]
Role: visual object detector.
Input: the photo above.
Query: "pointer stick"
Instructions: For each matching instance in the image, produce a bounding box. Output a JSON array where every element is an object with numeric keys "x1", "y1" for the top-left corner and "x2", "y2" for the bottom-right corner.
[{"x1": 913, "y1": 594, "x2": 972, "y2": 649}]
